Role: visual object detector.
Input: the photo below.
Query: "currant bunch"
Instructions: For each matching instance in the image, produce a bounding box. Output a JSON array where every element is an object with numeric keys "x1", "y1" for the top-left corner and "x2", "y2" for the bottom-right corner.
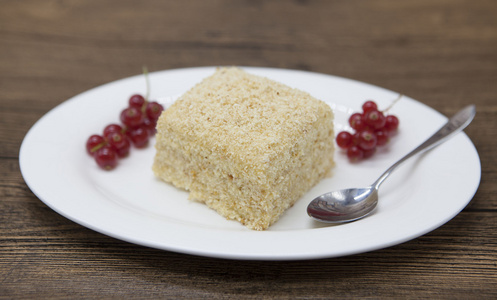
[
  {"x1": 336, "y1": 100, "x2": 399, "y2": 161},
  {"x1": 86, "y1": 94, "x2": 164, "y2": 170}
]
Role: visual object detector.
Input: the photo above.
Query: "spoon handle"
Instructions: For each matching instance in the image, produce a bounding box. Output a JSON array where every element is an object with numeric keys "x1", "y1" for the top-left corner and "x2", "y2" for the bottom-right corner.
[{"x1": 373, "y1": 105, "x2": 476, "y2": 189}]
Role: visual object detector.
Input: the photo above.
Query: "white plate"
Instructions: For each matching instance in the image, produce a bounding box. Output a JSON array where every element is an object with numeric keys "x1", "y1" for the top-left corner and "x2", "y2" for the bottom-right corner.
[{"x1": 19, "y1": 67, "x2": 481, "y2": 260}]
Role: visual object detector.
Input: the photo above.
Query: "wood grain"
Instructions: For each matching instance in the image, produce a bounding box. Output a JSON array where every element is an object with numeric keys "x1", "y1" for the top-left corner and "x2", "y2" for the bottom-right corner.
[{"x1": 1, "y1": 0, "x2": 496, "y2": 298}]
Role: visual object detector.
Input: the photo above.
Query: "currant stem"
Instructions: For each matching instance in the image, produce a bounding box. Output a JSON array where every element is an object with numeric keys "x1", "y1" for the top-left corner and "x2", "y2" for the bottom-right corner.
[
  {"x1": 91, "y1": 141, "x2": 106, "y2": 153},
  {"x1": 383, "y1": 94, "x2": 403, "y2": 113},
  {"x1": 143, "y1": 66, "x2": 150, "y2": 102}
]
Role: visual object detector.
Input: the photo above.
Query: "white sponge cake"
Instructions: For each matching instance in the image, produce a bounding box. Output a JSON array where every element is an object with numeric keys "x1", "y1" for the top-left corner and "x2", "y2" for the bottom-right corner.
[{"x1": 153, "y1": 67, "x2": 334, "y2": 230}]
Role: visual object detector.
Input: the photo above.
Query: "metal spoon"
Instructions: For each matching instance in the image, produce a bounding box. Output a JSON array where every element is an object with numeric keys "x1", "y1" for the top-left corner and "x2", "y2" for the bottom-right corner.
[{"x1": 307, "y1": 105, "x2": 476, "y2": 223}]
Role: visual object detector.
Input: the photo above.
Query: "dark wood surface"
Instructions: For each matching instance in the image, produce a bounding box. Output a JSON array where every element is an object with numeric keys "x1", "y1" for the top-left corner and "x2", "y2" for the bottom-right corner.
[{"x1": 1, "y1": 0, "x2": 496, "y2": 298}]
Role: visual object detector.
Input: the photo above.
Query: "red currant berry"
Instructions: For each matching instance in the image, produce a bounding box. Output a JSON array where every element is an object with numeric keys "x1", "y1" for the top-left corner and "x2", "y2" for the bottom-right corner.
[
  {"x1": 86, "y1": 135, "x2": 106, "y2": 156},
  {"x1": 349, "y1": 113, "x2": 366, "y2": 131},
  {"x1": 357, "y1": 129, "x2": 377, "y2": 150},
  {"x1": 142, "y1": 117, "x2": 157, "y2": 136},
  {"x1": 375, "y1": 128, "x2": 389, "y2": 146},
  {"x1": 146, "y1": 101, "x2": 164, "y2": 122},
  {"x1": 364, "y1": 109, "x2": 386, "y2": 130},
  {"x1": 352, "y1": 131, "x2": 361, "y2": 146},
  {"x1": 129, "y1": 94, "x2": 146, "y2": 110},
  {"x1": 385, "y1": 115, "x2": 400, "y2": 133},
  {"x1": 106, "y1": 131, "x2": 131, "y2": 157},
  {"x1": 336, "y1": 131, "x2": 353, "y2": 149},
  {"x1": 103, "y1": 124, "x2": 124, "y2": 138},
  {"x1": 126, "y1": 126, "x2": 149, "y2": 148},
  {"x1": 363, "y1": 147, "x2": 376, "y2": 159},
  {"x1": 347, "y1": 145, "x2": 364, "y2": 161},
  {"x1": 362, "y1": 100, "x2": 378, "y2": 113},
  {"x1": 95, "y1": 146, "x2": 118, "y2": 170},
  {"x1": 120, "y1": 107, "x2": 144, "y2": 128}
]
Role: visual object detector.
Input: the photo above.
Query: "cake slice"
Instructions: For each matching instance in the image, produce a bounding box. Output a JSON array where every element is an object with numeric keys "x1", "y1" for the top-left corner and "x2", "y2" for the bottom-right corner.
[{"x1": 152, "y1": 67, "x2": 334, "y2": 230}]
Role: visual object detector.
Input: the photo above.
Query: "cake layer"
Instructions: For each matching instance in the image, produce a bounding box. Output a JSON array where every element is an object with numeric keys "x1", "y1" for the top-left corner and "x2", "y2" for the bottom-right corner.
[{"x1": 152, "y1": 67, "x2": 334, "y2": 230}]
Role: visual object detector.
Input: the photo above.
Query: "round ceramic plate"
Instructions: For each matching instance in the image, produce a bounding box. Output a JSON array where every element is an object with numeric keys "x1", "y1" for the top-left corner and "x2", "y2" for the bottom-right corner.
[{"x1": 19, "y1": 67, "x2": 481, "y2": 260}]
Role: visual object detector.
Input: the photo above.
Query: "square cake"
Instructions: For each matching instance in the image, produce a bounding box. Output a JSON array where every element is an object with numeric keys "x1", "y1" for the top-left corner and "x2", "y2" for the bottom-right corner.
[{"x1": 152, "y1": 67, "x2": 334, "y2": 230}]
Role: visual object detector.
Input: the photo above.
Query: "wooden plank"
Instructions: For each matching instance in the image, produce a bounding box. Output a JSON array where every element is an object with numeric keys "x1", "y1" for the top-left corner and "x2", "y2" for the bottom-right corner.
[{"x1": 1, "y1": 0, "x2": 496, "y2": 298}]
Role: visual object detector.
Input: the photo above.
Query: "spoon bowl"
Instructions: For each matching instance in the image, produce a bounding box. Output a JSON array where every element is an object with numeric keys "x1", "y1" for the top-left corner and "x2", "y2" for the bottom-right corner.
[
  {"x1": 308, "y1": 187, "x2": 377, "y2": 223},
  {"x1": 307, "y1": 105, "x2": 476, "y2": 224}
]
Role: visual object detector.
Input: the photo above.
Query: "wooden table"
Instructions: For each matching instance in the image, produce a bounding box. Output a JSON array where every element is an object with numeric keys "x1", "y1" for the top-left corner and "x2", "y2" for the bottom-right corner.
[{"x1": 2, "y1": 0, "x2": 496, "y2": 298}]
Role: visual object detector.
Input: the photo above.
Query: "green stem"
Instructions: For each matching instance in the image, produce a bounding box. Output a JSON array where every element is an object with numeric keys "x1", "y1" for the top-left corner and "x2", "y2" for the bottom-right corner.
[
  {"x1": 143, "y1": 66, "x2": 150, "y2": 102},
  {"x1": 383, "y1": 94, "x2": 403, "y2": 113}
]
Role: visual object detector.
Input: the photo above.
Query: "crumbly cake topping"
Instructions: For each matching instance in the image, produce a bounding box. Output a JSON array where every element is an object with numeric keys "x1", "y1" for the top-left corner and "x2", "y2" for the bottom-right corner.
[{"x1": 159, "y1": 67, "x2": 332, "y2": 165}]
